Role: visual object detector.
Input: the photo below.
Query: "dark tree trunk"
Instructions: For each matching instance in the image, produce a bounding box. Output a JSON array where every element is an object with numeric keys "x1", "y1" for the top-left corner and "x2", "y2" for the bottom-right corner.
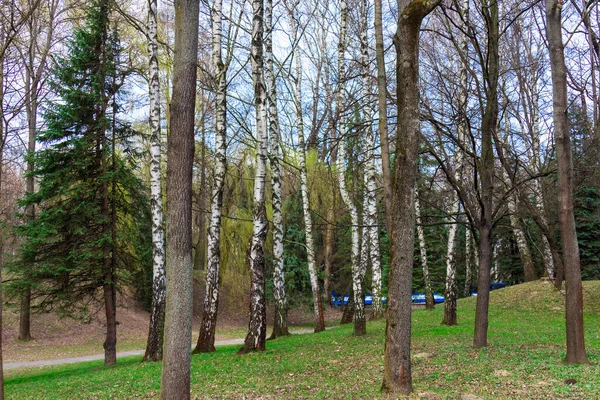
[
  {"x1": 381, "y1": 0, "x2": 438, "y2": 394},
  {"x1": 340, "y1": 292, "x2": 354, "y2": 325},
  {"x1": 102, "y1": 259, "x2": 117, "y2": 366},
  {"x1": 19, "y1": 68, "x2": 37, "y2": 342},
  {"x1": 546, "y1": 0, "x2": 589, "y2": 364},
  {"x1": 102, "y1": 176, "x2": 117, "y2": 366},
  {"x1": 18, "y1": 289, "x2": 31, "y2": 341},
  {"x1": 0, "y1": 146, "x2": 5, "y2": 399},
  {"x1": 374, "y1": 0, "x2": 393, "y2": 236},
  {"x1": 160, "y1": 0, "x2": 199, "y2": 396},
  {"x1": 442, "y1": 287, "x2": 457, "y2": 326},
  {"x1": 473, "y1": 0, "x2": 498, "y2": 349},
  {"x1": 474, "y1": 223, "x2": 493, "y2": 348}
]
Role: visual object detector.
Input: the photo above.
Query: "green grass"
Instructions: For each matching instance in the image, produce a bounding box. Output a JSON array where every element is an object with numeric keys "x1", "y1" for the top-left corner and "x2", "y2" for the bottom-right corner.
[{"x1": 7, "y1": 280, "x2": 600, "y2": 399}]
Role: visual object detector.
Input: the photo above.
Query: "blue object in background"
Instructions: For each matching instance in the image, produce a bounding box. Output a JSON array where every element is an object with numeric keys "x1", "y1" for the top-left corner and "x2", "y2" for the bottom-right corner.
[
  {"x1": 411, "y1": 292, "x2": 445, "y2": 304},
  {"x1": 331, "y1": 291, "x2": 387, "y2": 306}
]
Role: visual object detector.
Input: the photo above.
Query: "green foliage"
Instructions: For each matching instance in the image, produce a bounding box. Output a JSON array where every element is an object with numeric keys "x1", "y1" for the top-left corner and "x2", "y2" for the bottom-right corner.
[
  {"x1": 280, "y1": 183, "x2": 311, "y2": 306},
  {"x1": 569, "y1": 100, "x2": 600, "y2": 280},
  {"x1": 575, "y1": 185, "x2": 600, "y2": 280},
  {"x1": 9, "y1": 0, "x2": 151, "y2": 315}
]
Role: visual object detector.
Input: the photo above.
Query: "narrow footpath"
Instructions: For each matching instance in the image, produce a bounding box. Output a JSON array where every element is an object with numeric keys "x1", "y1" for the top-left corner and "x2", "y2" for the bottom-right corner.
[{"x1": 4, "y1": 327, "x2": 333, "y2": 370}]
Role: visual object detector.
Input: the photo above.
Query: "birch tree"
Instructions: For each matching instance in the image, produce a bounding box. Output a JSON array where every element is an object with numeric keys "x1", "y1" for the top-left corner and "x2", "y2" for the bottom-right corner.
[
  {"x1": 500, "y1": 112, "x2": 535, "y2": 282},
  {"x1": 463, "y1": 229, "x2": 473, "y2": 296},
  {"x1": 359, "y1": 0, "x2": 383, "y2": 319},
  {"x1": 507, "y1": 21, "x2": 556, "y2": 280},
  {"x1": 440, "y1": 0, "x2": 468, "y2": 327},
  {"x1": 336, "y1": 0, "x2": 364, "y2": 336},
  {"x1": 194, "y1": 0, "x2": 230, "y2": 353},
  {"x1": 239, "y1": 0, "x2": 268, "y2": 353},
  {"x1": 287, "y1": 0, "x2": 325, "y2": 333},
  {"x1": 266, "y1": 0, "x2": 289, "y2": 338},
  {"x1": 143, "y1": 0, "x2": 166, "y2": 362},
  {"x1": 415, "y1": 191, "x2": 434, "y2": 309},
  {"x1": 160, "y1": 0, "x2": 199, "y2": 395}
]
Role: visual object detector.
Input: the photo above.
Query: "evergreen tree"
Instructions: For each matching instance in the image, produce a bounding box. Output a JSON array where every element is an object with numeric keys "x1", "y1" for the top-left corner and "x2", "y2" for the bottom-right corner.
[{"x1": 12, "y1": 0, "x2": 150, "y2": 366}]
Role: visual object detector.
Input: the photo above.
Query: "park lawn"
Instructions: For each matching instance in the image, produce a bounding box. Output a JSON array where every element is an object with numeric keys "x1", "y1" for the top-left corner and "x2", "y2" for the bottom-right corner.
[{"x1": 6, "y1": 280, "x2": 600, "y2": 399}]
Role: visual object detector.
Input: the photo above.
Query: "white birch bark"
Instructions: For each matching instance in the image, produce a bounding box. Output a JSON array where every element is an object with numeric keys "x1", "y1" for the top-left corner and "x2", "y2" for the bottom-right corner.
[
  {"x1": 443, "y1": 192, "x2": 459, "y2": 325},
  {"x1": 336, "y1": 0, "x2": 363, "y2": 335},
  {"x1": 512, "y1": 40, "x2": 554, "y2": 279},
  {"x1": 195, "y1": 0, "x2": 227, "y2": 352},
  {"x1": 143, "y1": 0, "x2": 166, "y2": 361},
  {"x1": 287, "y1": 1, "x2": 324, "y2": 332},
  {"x1": 266, "y1": 0, "x2": 288, "y2": 338},
  {"x1": 359, "y1": 0, "x2": 383, "y2": 319},
  {"x1": 463, "y1": 228, "x2": 473, "y2": 296},
  {"x1": 502, "y1": 161, "x2": 535, "y2": 281},
  {"x1": 415, "y1": 191, "x2": 434, "y2": 309},
  {"x1": 241, "y1": 0, "x2": 268, "y2": 352},
  {"x1": 492, "y1": 241, "x2": 499, "y2": 282},
  {"x1": 443, "y1": 0, "x2": 468, "y2": 326}
]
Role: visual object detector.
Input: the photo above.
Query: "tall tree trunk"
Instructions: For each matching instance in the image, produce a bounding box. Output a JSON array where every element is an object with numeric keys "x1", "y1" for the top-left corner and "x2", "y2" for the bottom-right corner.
[
  {"x1": 240, "y1": 0, "x2": 268, "y2": 354},
  {"x1": 266, "y1": 0, "x2": 289, "y2": 339},
  {"x1": 415, "y1": 192, "x2": 434, "y2": 309},
  {"x1": 102, "y1": 160, "x2": 117, "y2": 367},
  {"x1": 194, "y1": 0, "x2": 228, "y2": 353},
  {"x1": 336, "y1": 0, "x2": 363, "y2": 336},
  {"x1": 473, "y1": 0, "x2": 498, "y2": 349},
  {"x1": 443, "y1": 0, "x2": 468, "y2": 324},
  {"x1": 545, "y1": 0, "x2": 589, "y2": 364},
  {"x1": 20, "y1": 66, "x2": 35, "y2": 342},
  {"x1": 160, "y1": 0, "x2": 199, "y2": 396},
  {"x1": 0, "y1": 73, "x2": 6, "y2": 398},
  {"x1": 143, "y1": 0, "x2": 166, "y2": 362},
  {"x1": 374, "y1": 0, "x2": 392, "y2": 236},
  {"x1": 98, "y1": 5, "x2": 116, "y2": 366},
  {"x1": 323, "y1": 60, "x2": 336, "y2": 303},
  {"x1": 0, "y1": 233, "x2": 3, "y2": 399},
  {"x1": 287, "y1": 1, "x2": 325, "y2": 333},
  {"x1": 360, "y1": 0, "x2": 383, "y2": 320},
  {"x1": 382, "y1": 0, "x2": 438, "y2": 394},
  {"x1": 19, "y1": 0, "x2": 57, "y2": 342}
]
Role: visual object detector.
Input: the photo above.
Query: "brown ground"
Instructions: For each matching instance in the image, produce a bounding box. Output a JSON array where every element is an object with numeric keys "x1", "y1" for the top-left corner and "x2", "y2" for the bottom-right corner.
[{"x1": 3, "y1": 281, "x2": 343, "y2": 363}]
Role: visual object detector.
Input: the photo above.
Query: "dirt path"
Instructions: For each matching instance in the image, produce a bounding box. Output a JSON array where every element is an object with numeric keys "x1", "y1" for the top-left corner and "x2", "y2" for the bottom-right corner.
[{"x1": 4, "y1": 327, "x2": 331, "y2": 370}]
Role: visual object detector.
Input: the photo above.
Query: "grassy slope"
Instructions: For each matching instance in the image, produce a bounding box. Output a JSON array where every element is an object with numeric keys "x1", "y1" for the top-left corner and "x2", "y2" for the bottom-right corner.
[{"x1": 6, "y1": 280, "x2": 600, "y2": 399}]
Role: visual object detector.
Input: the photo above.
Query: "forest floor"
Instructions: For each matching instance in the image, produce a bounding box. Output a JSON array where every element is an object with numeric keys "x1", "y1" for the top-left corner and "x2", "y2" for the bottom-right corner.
[{"x1": 5, "y1": 279, "x2": 600, "y2": 399}]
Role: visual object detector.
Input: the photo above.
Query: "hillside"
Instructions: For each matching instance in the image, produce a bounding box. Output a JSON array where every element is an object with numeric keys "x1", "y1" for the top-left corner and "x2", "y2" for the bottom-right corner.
[{"x1": 6, "y1": 279, "x2": 600, "y2": 399}]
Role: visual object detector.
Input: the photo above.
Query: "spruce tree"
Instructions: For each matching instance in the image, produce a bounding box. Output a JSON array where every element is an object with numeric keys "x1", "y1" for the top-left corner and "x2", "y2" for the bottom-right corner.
[{"x1": 12, "y1": 0, "x2": 150, "y2": 366}]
